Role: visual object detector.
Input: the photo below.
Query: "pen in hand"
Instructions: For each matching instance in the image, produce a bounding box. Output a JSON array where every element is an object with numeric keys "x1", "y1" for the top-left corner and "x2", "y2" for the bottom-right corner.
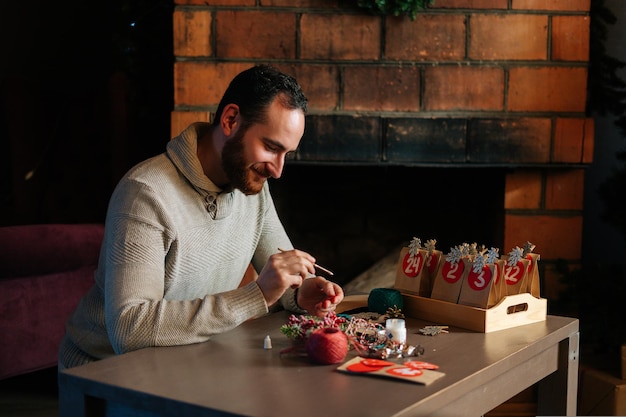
[{"x1": 277, "y1": 248, "x2": 334, "y2": 276}]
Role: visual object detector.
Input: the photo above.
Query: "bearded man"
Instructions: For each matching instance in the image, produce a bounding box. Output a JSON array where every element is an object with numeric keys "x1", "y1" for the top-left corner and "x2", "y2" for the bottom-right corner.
[{"x1": 59, "y1": 65, "x2": 343, "y2": 369}]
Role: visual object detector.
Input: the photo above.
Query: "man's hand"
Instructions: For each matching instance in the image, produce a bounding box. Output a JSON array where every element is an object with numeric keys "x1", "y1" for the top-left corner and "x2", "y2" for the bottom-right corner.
[
  {"x1": 297, "y1": 276, "x2": 344, "y2": 317},
  {"x1": 256, "y1": 249, "x2": 316, "y2": 306}
]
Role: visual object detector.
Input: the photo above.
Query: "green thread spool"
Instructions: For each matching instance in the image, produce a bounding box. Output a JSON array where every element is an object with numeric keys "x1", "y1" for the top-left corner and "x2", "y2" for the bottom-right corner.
[{"x1": 368, "y1": 288, "x2": 403, "y2": 314}]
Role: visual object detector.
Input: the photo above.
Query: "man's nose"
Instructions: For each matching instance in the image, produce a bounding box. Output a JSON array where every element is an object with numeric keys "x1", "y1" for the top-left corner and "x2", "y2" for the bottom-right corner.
[{"x1": 267, "y1": 155, "x2": 285, "y2": 179}]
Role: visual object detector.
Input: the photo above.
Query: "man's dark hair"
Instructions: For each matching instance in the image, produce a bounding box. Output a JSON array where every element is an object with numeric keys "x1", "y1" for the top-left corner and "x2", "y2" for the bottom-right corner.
[{"x1": 213, "y1": 65, "x2": 308, "y2": 129}]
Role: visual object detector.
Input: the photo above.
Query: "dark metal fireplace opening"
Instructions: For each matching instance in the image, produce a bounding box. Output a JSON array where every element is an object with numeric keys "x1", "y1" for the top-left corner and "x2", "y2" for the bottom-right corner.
[{"x1": 269, "y1": 165, "x2": 506, "y2": 286}]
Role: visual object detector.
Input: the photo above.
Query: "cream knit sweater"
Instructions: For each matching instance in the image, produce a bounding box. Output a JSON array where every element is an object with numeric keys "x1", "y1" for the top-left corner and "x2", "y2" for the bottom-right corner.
[{"x1": 59, "y1": 123, "x2": 300, "y2": 368}]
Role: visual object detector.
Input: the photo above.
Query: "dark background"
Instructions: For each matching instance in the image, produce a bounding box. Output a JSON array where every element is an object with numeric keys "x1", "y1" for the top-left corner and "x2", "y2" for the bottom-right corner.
[{"x1": 0, "y1": 0, "x2": 174, "y2": 225}]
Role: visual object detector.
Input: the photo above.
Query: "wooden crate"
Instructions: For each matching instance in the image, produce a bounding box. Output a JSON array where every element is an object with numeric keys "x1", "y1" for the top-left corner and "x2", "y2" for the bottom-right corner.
[
  {"x1": 401, "y1": 292, "x2": 547, "y2": 333},
  {"x1": 579, "y1": 365, "x2": 626, "y2": 416}
]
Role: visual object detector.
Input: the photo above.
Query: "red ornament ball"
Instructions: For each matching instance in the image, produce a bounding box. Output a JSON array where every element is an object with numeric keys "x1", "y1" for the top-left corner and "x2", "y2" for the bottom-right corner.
[{"x1": 305, "y1": 328, "x2": 349, "y2": 365}]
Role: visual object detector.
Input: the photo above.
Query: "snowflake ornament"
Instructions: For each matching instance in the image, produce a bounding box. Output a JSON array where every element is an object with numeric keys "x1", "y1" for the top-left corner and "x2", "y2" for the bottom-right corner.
[
  {"x1": 418, "y1": 325, "x2": 449, "y2": 336},
  {"x1": 408, "y1": 237, "x2": 422, "y2": 257},
  {"x1": 522, "y1": 241, "x2": 536, "y2": 256},
  {"x1": 485, "y1": 247, "x2": 500, "y2": 264},
  {"x1": 446, "y1": 246, "x2": 463, "y2": 264},
  {"x1": 472, "y1": 253, "x2": 486, "y2": 273},
  {"x1": 424, "y1": 239, "x2": 437, "y2": 253},
  {"x1": 507, "y1": 246, "x2": 524, "y2": 266},
  {"x1": 460, "y1": 242, "x2": 479, "y2": 256}
]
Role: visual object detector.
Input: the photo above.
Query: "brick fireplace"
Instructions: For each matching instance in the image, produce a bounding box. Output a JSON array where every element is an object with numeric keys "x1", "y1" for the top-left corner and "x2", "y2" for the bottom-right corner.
[{"x1": 171, "y1": 0, "x2": 592, "y2": 300}]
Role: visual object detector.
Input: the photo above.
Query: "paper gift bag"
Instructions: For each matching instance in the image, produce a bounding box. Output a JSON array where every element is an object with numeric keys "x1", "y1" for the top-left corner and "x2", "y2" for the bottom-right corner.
[
  {"x1": 492, "y1": 259, "x2": 506, "y2": 305},
  {"x1": 459, "y1": 264, "x2": 496, "y2": 308},
  {"x1": 502, "y1": 256, "x2": 531, "y2": 296},
  {"x1": 423, "y1": 249, "x2": 443, "y2": 297},
  {"x1": 394, "y1": 246, "x2": 431, "y2": 296},
  {"x1": 525, "y1": 253, "x2": 541, "y2": 297},
  {"x1": 430, "y1": 257, "x2": 471, "y2": 303},
  {"x1": 458, "y1": 262, "x2": 499, "y2": 309}
]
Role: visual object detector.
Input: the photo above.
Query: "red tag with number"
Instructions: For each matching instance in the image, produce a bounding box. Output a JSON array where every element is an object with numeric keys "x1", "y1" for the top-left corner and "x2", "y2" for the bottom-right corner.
[
  {"x1": 426, "y1": 252, "x2": 440, "y2": 275},
  {"x1": 504, "y1": 261, "x2": 525, "y2": 286},
  {"x1": 386, "y1": 367, "x2": 423, "y2": 377},
  {"x1": 442, "y1": 260, "x2": 465, "y2": 283},
  {"x1": 404, "y1": 361, "x2": 439, "y2": 370},
  {"x1": 402, "y1": 252, "x2": 424, "y2": 278},
  {"x1": 467, "y1": 265, "x2": 492, "y2": 291}
]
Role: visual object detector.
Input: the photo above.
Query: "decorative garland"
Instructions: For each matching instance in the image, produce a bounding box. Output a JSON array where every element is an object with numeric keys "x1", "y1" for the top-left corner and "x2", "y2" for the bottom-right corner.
[{"x1": 355, "y1": 0, "x2": 434, "y2": 20}]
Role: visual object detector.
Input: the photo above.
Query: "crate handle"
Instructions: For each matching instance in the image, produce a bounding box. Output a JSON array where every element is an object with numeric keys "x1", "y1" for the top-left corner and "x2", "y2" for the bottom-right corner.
[{"x1": 506, "y1": 302, "x2": 529, "y2": 314}]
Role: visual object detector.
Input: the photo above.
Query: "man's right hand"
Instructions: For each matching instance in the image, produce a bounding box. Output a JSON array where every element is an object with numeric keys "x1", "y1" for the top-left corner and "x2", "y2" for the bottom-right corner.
[{"x1": 256, "y1": 249, "x2": 316, "y2": 306}]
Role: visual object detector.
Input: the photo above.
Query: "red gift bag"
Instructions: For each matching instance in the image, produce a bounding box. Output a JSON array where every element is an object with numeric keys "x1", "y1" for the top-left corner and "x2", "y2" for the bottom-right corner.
[
  {"x1": 502, "y1": 247, "x2": 531, "y2": 296},
  {"x1": 394, "y1": 245, "x2": 431, "y2": 297},
  {"x1": 430, "y1": 253, "x2": 471, "y2": 304},
  {"x1": 457, "y1": 248, "x2": 502, "y2": 309}
]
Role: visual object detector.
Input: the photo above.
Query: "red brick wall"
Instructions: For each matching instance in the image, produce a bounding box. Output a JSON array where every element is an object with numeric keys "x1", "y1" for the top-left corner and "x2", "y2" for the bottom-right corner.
[{"x1": 171, "y1": 0, "x2": 592, "y2": 298}]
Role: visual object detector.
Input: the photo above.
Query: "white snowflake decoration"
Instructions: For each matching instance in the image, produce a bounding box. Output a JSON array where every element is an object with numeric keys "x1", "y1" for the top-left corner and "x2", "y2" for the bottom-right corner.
[
  {"x1": 485, "y1": 247, "x2": 500, "y2": 264},
  {"x1": 424, "y1": 239, "x2": 437, "y2": 253},
  {"x1": 522, "y1": 241, "x2": 536, "y2": 256},
  {"x1": 465, "y1": 242, "x2": 480, "y2": 256},
  {"x1": 459, "y1": 243, "x2": 471, "y2": 257},
  {"x1": 446, "y1": 246, "x2": 463, "y2": 264},
  {"x1": 507, "y1": 246, "x2": 524, "y2": 266},
  {"x1": 472, "y1": 253, "x2": 486, "y2": 273},
  {"x1": 408, "y1": 237, "x2": 422, "y2": 257}
]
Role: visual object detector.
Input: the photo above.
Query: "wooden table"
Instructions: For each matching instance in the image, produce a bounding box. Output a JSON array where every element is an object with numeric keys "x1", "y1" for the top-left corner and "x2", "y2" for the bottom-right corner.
[{"x1": 59, "y1": 311, "x2": 579, "y2": 417}]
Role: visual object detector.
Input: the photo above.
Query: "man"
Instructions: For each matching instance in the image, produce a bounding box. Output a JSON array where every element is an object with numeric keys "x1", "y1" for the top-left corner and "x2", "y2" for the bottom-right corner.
[{"x1": 58, "y1": 65, "x2": 344, "y2": 369}]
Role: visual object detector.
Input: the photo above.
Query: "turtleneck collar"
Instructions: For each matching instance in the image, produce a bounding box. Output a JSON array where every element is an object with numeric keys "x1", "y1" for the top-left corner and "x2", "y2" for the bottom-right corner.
[{"x1": 167, "y1": 123, "x2": 236, "y2": 220}]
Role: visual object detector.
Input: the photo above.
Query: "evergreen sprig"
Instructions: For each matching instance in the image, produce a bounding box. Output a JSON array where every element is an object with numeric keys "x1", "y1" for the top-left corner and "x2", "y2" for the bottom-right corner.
[{"x1": 356, "y1": 0, "x2": 434, "y2": 20}]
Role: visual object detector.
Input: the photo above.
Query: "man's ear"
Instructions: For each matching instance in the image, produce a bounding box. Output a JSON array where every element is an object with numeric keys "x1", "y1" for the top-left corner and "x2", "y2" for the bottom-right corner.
[{"x1": 220, "y1": 104, "x2": 240, "y2": 136}]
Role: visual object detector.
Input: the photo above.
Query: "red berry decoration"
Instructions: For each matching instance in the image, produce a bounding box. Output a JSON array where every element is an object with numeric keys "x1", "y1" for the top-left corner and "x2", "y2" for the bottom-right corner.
[{"x1": 305, "y1": 328, "x2": 349, "y2": 365}]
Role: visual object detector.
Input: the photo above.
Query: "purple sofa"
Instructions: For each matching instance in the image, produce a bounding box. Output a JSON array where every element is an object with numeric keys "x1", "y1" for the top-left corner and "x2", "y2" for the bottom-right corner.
[{"x1": 0, "y1": 223, "x2": 104, "y2": 379}]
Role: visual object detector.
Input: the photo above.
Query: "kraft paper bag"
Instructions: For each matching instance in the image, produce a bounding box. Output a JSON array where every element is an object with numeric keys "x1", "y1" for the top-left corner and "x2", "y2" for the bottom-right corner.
[
  {"x1": 457, "y1": 248, "x2": 502, "y2": 309},
  {"x1": 491, "y1": 259, "x2": 506, "y2": 305},
  {"x1": 526, "y1": 253, "x2": 541, "y2": 297},
  {"x1": 423, "y1": 249, "x2": 443, "y2": 297},
  {"x1": 394, "y1": 246, "x2": 431, "y2": 296},
  {"x1": 430, "y1": 257, "x2": 471, "y2": 303},
  {"x1": 501, "y1": 256, "x2": 531, "y2": 296},
  {"x1": 458, "y1": 262, "x2": 499, "y2": 309}
]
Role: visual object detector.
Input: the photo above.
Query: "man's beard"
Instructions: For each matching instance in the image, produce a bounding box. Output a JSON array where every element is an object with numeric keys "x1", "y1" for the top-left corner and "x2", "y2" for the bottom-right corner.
[{"x1": 221, "y1": 130, "x2": 268, "y2": 195}]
